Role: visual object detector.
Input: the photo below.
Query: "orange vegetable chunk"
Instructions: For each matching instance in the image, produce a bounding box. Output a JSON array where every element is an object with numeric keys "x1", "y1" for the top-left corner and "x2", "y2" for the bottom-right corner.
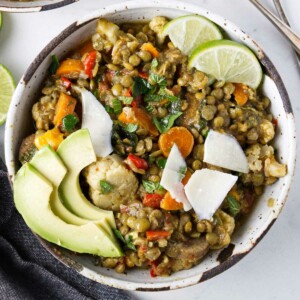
[
  {"x1": 34, "y1": 127, "x2": 64, "y2": 150},
  {"x1": 53, "y1": 93, "x2": 77, "y2": 127},
  {"x1": 141, "y1": 43, "x2": 160, "y2": 58},
  {"x1": 56, "y1": 59, "x2": 84, "y2": 76},
  {"x1": 78, "y1": 40, "x2": 95, "y2": 56},
  {"x1": 233, "y1": 83, "x2": 249, "y2": 106},
  {"x1": 118, "y1": 107, "x2": 159, "y2": 137},
  {"x1": 158, "y1": 126, "x2": 194, "y2": 158}
]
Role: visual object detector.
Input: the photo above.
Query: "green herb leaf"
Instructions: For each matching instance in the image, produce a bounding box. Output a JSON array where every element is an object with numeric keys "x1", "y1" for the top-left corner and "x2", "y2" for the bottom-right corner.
[
  {"x1": 112, "y1": 229, "x2": 136, "y2": 251},
  {"x1": 142, "y1": 180, "x2": 162, "y2": 193},
  {"x1": 100, "y1": 180, "x2": 113, "y2": 194},
  {"x1": 62, "y1": 114, "x2": 79, "y2": 132},
  {"x1": 178, "y1": 166, "x2": 187, "y2": 181},
  {"x1": 151, "y1": 58, "x2": 158, "y2": 70},
  {"x1": 169, "y1": 99, "x2": 182, "y2": 114},
  {"x1": 153, "y1": 112, "x2": 183, "y2": 133},
  {"x1": 198, "y1": 119, "x2": 208, "y2": 132},
  {"x1": 226, "y1": 195, "x2": 241, "y2": 217},
  {"x1": 113, "y1": 99, "x2": 122, "y2": 114},
  {"x1": 156, "y1": 157, "x2": 167, "y2": 169},
  {"x1": 48, "y1": 55, "x2": 60, "y2": 75},
  {"x1": 119, "y1": 96, "x2": 134, "y2": 105},
  {"x1": 149, "y1": 73, "x2": 167, "y2": 87},
  {"x1": 124, "y1": 123, "x2": 138, "y2": 133},
  {"x1": 145, "y1": 103, "x2": 154, "y2": 112},
  {"x1": 132, "y1": 77, "x2": 151, "y2": 98},
  {"x1": 105, "y1": 105, "x2": 114, "y2": 114}
]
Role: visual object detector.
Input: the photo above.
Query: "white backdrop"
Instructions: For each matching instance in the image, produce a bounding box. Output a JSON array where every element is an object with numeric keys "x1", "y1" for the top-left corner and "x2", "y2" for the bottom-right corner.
[{"x1": 0, "y1": 0, "x2": 299, "y2": 299}]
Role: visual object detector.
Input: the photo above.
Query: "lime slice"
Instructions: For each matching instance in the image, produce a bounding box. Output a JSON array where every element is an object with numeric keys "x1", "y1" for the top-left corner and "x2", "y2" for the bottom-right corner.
[
  {"x1": 189, "y1": 40, "x2": 263, "y2": 88},
  {"x1": 162, "y1": 15, "x2": 223, "y2": 55},
  {"x1": 0, "y1": 64, "x2": 15, "y2": 126}
]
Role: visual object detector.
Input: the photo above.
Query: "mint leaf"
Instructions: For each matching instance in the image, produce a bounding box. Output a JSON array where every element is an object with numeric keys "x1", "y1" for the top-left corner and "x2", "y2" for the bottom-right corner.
[
  {"x1": 178, "y1": 166, "x2": 187, "y2": 181},
  {"x1": 225, "y1": 195, "x2": 241, "y2": 217},
  {"x1": 149, "y1": 73, "x2": 167, "y2": 87},
  {"x1": 62, "y1": 114, "x2": 79, "y2": 132},
  {"x1": 100, "y1": 180, "x2": 113, "y2": 194},
  {"x1": 132, "y1": 77, "x2": 151, "y2": 98},
  {"x1": 49, "y1": 55, "x2": 59, "y2": 75},
  {"x1": 119, "y1": 96, "x2": 134, "y2": 105},
  {"x1": 112, "y1": 99, "x2": 122, "y2": 114},
  {"x1": 151, "y1": 58, "x2": 158, "y2": 70},
  {"x1": 112, "y1": 229, "x2": 136, "y2": 251},
  {"x1": 124, "y1": 123, "x2": 138, "y2": 133},
  {"x1": 142, "y1": 180, "x2": 161, "y2": 193},
  {"x1": 153, "y1": 112, "x2": 182, "y2": 133}
]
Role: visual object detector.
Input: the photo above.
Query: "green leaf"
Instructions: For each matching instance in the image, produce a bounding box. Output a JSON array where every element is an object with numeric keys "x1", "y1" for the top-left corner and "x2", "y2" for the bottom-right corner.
[
  {"x1": 169, "y1": 99, "x2": 182, "y2": 114},
  {"x1": 105, "y1": 105, "x2": 114, "y2": 114},
  {"x1": 198, "y1": 119, "x2": 208, "y2": 132},
  {"x1": 151, "y1": 58, "x2": 158, "y2": 70},
  {"x1": 226, "y1": 195, "x2": 241, "y2": 217},
  {"x1": 119, "y1": 96, "x2": 134, "y2": 105},
  {"x1": 112, "y1": 229, "x2": 136, "y2": 251},
  {"x1": 124, "y1": 123, "x2": 138, "y2": 133},
  {"x1": 62, "y1": 114, "x2": 79, "y2": 132},
  {"x1": 145, "y1": 103, "x2": 154, "y2": 112},
  {"x1": 142, "y1": 180, "x2": 161, "y2": 193},
  {"x1": 153, "y1": 112, "x2": 182, "y2": 133},
  {"x1": 149, "y1": 73, "x2": 167, "y2": 87},
  {"x1": 48, "y1": 55, "x2": 60, "y2": 75},
  {"x1": 100, "y1": 180, "x2": 113, "y2": 194},
  {"x1": 178, "y1": 166, "x2": 187, "y2": 181},
  {"x1": 156, "y1": 157, "x2": 167, "y2": 169},
  {"x1": 112, "y1": 99, "x2": 122, "y2": 114},
  {"x1": 144, "y1": 88, "x2": 180, "y2": 103},
  {"x1": 132, "y1": 77, "x2": 151, "y2": 98}
]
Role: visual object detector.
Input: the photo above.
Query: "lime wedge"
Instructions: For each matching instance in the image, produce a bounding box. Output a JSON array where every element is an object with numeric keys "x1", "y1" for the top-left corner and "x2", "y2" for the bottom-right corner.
[
  {"x1": 0, "y1": 64, "x2": 15, "y2": 126},
  {"x1": 189, "y1": 40, "x2": 263, "y2": 88},
  {"x1": 0, "y1": 12, "x2": 2, "y2": 31},
  {"x1": 162, "y1": 15, "x2": 223, "y2": 55}
]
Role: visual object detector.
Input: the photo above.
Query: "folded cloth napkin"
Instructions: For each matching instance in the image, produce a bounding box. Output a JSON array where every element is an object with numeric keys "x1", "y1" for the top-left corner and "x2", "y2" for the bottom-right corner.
[{"x1": 0, "y1": 159, "x2": 132, "y2": 300}]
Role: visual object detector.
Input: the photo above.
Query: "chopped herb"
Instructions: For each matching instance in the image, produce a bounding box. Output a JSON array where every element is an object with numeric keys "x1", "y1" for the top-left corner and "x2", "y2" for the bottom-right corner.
[
  {"x1": 93, "y1": 89, "x2": 99, "y2": 99},
  {"x1": 119, "y1": 96, "x2": 134, "y2": 105},
  {"x1": 112, "y1": 99, "x2": 122, "y2": 114},
  {"x1": 142, "y1": 180, "x2": 162, "y2": 193},
  {"x1": 112, "y1": 123, "x2": 138, "y2": 154},
  {"x1": 144, "y1": 93, "x2": 166, "y2": 102},
  {"x1": 149, "y1": 73, "x2": 167, "y2": 87},
  {"x1": 203, "y1": 128, "x2": 210, "y2": 138},
  {"x1": 178, "y1": 166, "x2": 187, "y2": 181},
  {"x1": 169, "y1": 99, "x2": 182, "y2": 114},
  {"x1": 124, "y1": 123, "x2": 138, "y2": 133},
  {"x1": 62, "y1": 114, "x2": 79, "y2": 132},
  {"x1": 100, "y1": 180, "x2": 113, "y2": 194},
  {"x1": 144, "y1": 88, "x2": 180, "y2": 102},
  {"x1": 151, "y1": 58, "x2": 158, "y2": 70},
  {"x1": 198, "y1": 119, "x2": 208, "y2": 132},
  {"x1": 153, "y1": 112, "x2": 183, "y2": 133},
  {"x1": 132, "y1": 77, "x2": 151, "y2": 98},
  {"x1": 225, "y1": 195, "x2": 241, "y2": 217},
  {"x1": 112, "y1": 229, "x2": 137, "y2": 251},
  {"x1": 145, "y1": 103, "x2": 154, "y2": 112},
  {"x1": 156, "y1": 157, "x2": 167, "y2": 169},
  {"x1": 48, "y1": 55, "x2": 60, "y2": 75},
  {"x1": 105, "y1": 105, "x2": 114, "y2": 114}
]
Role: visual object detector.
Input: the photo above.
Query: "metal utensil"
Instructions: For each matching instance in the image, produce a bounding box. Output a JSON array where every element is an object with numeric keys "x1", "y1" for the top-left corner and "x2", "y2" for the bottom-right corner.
[
  {"x1": 249, "y1": 0, "x2": 300, "y2": 54},
  {"x1": 273, "y1": 0, "x2": 300, "y2": 66}
]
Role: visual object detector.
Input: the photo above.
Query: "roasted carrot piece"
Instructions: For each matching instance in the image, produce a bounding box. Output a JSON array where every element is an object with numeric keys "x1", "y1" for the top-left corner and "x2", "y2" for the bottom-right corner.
[
  {"x1": 160, "y1": 170, "x2": 192, "y2": 210},
  {"x1": 118, "y1": 107, "x2": 159, "y2": 137},
  {"x1": 56, "y1": 59, "x2": 84, "y2": 76},
  {"x1": 158, "y1": 126, "x2": 194, "y2": 158},
  {"x1": 233, "y1": 83, "x2": 249, "y2": 106},
  {"x1": 141, "y1": 43, "x2": 160, "y2": 58},
  {"x1": 34, "y1": 127, "x2": 64, "y2": 151},
  {"x1": 78, "y1": 40, "x2": 95, "y2": 56},
  {"x1": 53, "y1": 93, "x2": 77, "y2": 126},
  {"x1": 143, "y1": 193, "x2": 164, "y2": 208}
]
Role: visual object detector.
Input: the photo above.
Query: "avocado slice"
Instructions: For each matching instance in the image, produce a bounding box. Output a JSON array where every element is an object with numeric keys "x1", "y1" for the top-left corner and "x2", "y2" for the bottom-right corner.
[
  {"x1": 30, "y1": 145, "x2": 115, "y2": 239},
  {"x1": 57, "y1": 129, "x2": 116, "y2": 228},
  {"x1": 13, "y1": 163, "x2": 123, "y2": 256}
]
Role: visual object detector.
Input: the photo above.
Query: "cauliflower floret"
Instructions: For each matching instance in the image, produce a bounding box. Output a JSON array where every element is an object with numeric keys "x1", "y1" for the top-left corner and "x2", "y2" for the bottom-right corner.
[
  {"x1": 83, "y1": 155, "x2": 138, "y2": 211},
  {"x1": 246, "y1": 144, "x2": 263, "y2": 172},
  {"x1": 96, "y1": 19, "x2": 121, "y2": 44},
  {"x1": 259, "y1": 119, "x2": 275, "y2": 144},
  {"x1": 149, "y1": 16, "x2": 168, "y2": 44},
  {"x1": 264, "y1": 157, "x2": 287, "y2": 178}
]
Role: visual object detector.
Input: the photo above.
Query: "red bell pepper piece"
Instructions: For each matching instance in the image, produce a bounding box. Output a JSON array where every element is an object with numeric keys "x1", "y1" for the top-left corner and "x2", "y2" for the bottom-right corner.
[
  {"x1": 83, "y1": 50, "x2": 97, "y2": 79},
  {"x1": 146, "y1": 230, "x2": 171, "y2": 241},
  {"x1": 127, "y1": 154, "x2": 148, "y2": 170},
  {"x1": 143, "y1": 193, "x2": 164, "y2": 208},
  {"x1": 139, "y1": 72, "x2": 148, "y2": 79},
  {"x1": 61, "y1": 77, "x2": 72, "y2": 90}
]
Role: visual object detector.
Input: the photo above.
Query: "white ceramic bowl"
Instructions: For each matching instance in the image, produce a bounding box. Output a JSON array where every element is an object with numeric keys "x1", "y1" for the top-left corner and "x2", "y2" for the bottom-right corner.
[
  {"x1": 0, "y1": 0, "x2": 77, "y2": 12},
  {"x1": 5, "y1": 0, "x2": 297, "y2": 291}
]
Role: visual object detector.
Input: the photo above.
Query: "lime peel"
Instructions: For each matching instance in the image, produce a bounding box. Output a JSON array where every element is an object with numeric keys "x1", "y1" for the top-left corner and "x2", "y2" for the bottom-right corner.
[
  {"x1": 189, "y1": 40, "x2": 263, "y2": 89},
  {"x1": 0, "y1": 64, "x2": 16, "y2": 126}
]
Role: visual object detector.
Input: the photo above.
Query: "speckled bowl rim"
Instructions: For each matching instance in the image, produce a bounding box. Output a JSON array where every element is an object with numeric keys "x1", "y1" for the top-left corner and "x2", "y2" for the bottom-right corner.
[
  {"x1": 0, "y1": 0, "x2": 78, "y2": 13},
  {"x1": 5, "y1": 0, "x2": 297, "y2": 291}
]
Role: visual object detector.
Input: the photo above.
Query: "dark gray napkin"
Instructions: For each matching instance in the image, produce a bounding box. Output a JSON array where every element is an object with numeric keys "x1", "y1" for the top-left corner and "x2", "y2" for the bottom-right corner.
[{"x1": 0, "y1": 159, "x2": 132, "y2": 300}]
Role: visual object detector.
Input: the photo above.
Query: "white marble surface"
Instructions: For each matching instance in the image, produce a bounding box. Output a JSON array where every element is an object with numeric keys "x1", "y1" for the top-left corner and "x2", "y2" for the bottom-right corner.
[{"x1": 0, "y1": 0, "x2": 299, "y2": 299}]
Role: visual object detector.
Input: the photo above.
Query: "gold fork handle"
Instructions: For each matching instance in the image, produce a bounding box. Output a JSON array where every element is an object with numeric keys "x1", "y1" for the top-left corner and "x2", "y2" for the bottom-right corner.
[{"x1": 250, "y1": 0, "x2": 300, "y2": 54}]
